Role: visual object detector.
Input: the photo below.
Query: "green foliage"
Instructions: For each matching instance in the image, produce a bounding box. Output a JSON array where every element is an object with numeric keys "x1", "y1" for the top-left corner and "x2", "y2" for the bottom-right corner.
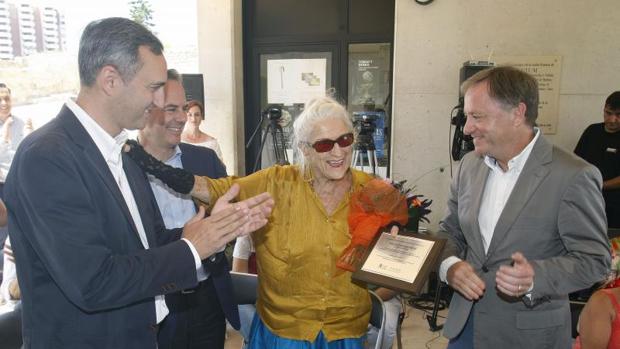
[{"x1": 128, "y1": 0, "x2": 154, "y2": 30}]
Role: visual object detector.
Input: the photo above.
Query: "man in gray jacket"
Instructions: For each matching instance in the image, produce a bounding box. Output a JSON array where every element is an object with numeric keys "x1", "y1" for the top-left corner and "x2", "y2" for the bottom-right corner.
[{"x1": 438, "y1": 66, "x2": 611, "y2": 349}]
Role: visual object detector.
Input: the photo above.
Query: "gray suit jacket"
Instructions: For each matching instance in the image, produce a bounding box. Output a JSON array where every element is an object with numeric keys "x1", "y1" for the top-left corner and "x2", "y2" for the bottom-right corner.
[{"x1": 439, "y1": 134, "x2": 611, "y2": 349}]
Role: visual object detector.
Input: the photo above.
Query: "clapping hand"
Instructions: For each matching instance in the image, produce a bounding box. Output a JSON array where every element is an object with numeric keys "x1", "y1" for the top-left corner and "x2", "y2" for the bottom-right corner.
[
  {"x1": 211, "y1": 183, "x2": 274, "y2": 236},
  {"x1": 182, "y1": 184, "x2": 274, "y2": 260}
]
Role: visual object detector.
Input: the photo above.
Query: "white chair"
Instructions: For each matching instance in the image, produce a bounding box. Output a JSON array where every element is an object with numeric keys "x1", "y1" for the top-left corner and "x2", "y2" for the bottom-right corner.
[{"x1": 369, "y1": 290, "x2": 386, "y2": 349}]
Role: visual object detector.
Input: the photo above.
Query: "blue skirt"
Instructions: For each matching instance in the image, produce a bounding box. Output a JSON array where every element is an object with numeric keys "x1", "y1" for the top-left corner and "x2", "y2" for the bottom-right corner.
[{"x1": 247, "y1": 313, "x2": 366, "y2": 349}]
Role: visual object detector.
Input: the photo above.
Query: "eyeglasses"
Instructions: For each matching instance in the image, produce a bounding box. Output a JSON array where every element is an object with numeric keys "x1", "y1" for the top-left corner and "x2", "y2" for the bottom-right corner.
[{"x1": 307, "y1": 133, "x2": 354, "y2": 153}]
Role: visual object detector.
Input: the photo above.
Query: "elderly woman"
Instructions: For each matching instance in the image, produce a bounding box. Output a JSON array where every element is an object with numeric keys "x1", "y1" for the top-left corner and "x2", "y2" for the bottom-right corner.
[{"x1": 127, "y1": 96, "x2": 373, "y2": 348}]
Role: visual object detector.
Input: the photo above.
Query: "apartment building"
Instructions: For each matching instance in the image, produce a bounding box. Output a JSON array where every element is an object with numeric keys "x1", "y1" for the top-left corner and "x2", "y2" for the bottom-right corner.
[
  {"x1": 0, "y1": 0, "x2": 12, "y2": 59},
  {"x1": 1, "y1": 1, "x2": 65, "y2": 59}
]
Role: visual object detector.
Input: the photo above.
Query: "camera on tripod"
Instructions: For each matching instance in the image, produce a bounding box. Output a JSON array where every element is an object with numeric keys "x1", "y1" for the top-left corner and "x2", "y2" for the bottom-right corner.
[
  {"x1": 353, "y1": 113, "x2": 377, "y2": 139},
  {"x1": 263, "y1": 106, "x2": 282, "y2": 121},
  {"x1": 246, "y1": 105, "x2": 289, "y2": 172},
  {"x1": 351, "y1": 112, "x2": 382, "y2": 175}
]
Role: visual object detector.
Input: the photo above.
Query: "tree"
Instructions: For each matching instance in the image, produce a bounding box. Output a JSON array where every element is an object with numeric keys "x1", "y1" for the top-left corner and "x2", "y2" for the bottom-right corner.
[{"x1": 128, "y1": 0, "x2": 154, "y2": 31}]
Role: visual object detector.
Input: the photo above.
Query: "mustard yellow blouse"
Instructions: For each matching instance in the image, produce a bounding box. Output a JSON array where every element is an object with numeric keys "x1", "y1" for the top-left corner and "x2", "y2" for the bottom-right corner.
[{"x1": 206, "y1": 165, "x2": 373, "y2": 341}]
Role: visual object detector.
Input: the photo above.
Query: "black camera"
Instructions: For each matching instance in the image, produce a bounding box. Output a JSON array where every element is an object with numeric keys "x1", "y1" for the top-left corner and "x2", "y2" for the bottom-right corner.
[
  {"x1": 262, "y1": 106, "x2": 282, "y2": 121},
  {"x1": 352, "y1": 112, "x2": 377, "y2": 136},
  {"x1": 352, "y1": 112, "x2": 378, "y2": 150}
]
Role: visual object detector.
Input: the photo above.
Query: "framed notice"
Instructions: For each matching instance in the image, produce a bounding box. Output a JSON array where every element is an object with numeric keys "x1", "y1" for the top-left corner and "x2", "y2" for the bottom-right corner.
[
  {"x1": 352, "y1": 232, "x2": 446, "y2": 294},
  {"x1": 495, "y1": 55, "x2": 563, "y2": 134},
  {"x1": 266, "y1": 58, "x2": 327, "y2": 105}
]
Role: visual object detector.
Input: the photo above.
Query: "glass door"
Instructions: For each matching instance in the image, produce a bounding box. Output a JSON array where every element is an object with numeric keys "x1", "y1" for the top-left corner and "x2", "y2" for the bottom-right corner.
[
  {"x1": 246, "y1": 48, "x2": 336, "y2": 171},
  {"x1": 347, "y1": 43, "x2": 392, "y2": 177}
]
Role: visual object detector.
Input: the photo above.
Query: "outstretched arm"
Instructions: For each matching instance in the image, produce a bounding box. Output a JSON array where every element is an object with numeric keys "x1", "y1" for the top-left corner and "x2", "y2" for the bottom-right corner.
[
  {"x1": 603, "y1": 175, "x2": 620, "y2": 190},
  {"x1": 125, "y1": 139, "x2": 211, "y2": 202}
]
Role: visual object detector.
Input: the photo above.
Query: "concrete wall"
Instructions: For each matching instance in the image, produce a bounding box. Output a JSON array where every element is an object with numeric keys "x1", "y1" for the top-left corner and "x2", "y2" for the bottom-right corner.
[
  {"x1": 391, "y1": 0, "x2": 620, "y2": 230},
  {"x1": 196, "y1": 1, "x2": 620, "y2": 223},
  {"x1": 196, "y1": 0, "x2": 245, "y2": 175}
]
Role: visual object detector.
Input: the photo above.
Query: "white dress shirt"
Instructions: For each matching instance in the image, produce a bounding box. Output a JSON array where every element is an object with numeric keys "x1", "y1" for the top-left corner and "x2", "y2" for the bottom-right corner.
[
  {"x1": 148, "y1": 147, "x2": 209, "y2": 282},
  {"x1": 440, "y1": 129, "x2": 540, "y2": 283},
  {"x1": 66, "y1": 99, "x2": 170, "y2": 323}
]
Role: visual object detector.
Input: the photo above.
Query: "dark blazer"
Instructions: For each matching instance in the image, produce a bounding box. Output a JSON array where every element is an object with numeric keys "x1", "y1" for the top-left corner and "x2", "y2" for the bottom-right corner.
[
  {"x1": 179, "y1": 142, "x2": 226, "y2": 179},
  {"x1": 4, "y1": 106, "x2": 199, "y2": 349},
  {"x1": 439, "y1": 135, "x2": 611, "y2": 348},
  {"x1": 178, "y1": 142, "x2": 240, "y2": 329}
]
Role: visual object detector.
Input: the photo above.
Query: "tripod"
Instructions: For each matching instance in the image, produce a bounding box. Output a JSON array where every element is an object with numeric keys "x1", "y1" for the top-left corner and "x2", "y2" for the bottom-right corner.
[
  {"x1": 246, "y1": 110, "x2": 289, "y2": 172},
  {"x1": 351, "y1": 133, "x2": 378, "y2": 175}
]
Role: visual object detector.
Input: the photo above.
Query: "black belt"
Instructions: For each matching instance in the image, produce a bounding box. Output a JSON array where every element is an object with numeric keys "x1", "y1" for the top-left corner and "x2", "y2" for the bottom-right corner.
[{"x1": 166, "y1": 277, "x2": 215, "y2": 312}]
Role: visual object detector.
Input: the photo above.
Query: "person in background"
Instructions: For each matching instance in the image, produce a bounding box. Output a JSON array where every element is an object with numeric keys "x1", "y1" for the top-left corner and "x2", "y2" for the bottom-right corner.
[
  {"x1": 0, "y1": 83, "x2": 32, "y2": 198},
  {"x1": 182, "y1": 100, "x2": 224, "y2": 163},
  {"x1": 574, "y1": 283, "x2": 620, "y2": 349},
  {"x1": 138, "y1": 68, "x2": 233, "y2": 349},
  {"x1": 0, "y1": 198, "x2": 10, "y2": 307},
  {"x1": 575, "y1": 91, "x2": 620, "y2": 229},
  {"x1": 0, "y1": 83, "x2": 32, "y2": 276},
  {"x1": 3, "y1": 17, "x2": 273, "y2": 348},
  {"x1": 438, "y1": 66, "x2": 610, "y2": 349},
  {"x1": 127, "y1": 95, "x2": 376, "y2": 348},
  {"x1": 0, "y1": 237, "x2": 19, "y2": 307}
]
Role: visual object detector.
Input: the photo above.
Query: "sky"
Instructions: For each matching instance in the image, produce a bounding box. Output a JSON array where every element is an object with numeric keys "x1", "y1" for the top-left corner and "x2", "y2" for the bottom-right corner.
[{"x1": 29, "y1": 0, "x2": 198, "y2": 52}]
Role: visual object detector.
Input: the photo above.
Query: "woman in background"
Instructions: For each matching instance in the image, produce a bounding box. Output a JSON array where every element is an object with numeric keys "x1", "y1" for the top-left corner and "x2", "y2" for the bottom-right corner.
[
  {"x1": 574, "y1": 285, "x2": 620, "y2": 349},
  {"x1": 182, "y1": 100, "x2": 224, "y2": 162}
]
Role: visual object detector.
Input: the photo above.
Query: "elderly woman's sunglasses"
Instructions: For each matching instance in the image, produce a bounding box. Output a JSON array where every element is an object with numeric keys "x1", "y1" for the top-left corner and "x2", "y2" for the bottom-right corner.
[{"x1": 308, "y1": 133, "x2": 354, "y2": 153}]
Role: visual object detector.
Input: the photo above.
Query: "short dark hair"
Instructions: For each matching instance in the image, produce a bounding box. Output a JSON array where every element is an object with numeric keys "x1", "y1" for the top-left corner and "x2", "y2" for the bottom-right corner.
[
  {"x1": 78, "y1": 17, "x2": 164, "y2": 87},
  {"x1": 461, "y1": 66, "x2": 539, "y2": 126},
  {"x1": 0, "y1": 83, "x2": 10, "y2": 94},
  {"x1": 184, "y1": 100, "x2": 204, "y2": 118},
  {"x1": 605, "y1": 91, "x2": 620, "y2": 111},
  {"x1": 167, "y1": 69, "x2": 182, "y2": 84}
]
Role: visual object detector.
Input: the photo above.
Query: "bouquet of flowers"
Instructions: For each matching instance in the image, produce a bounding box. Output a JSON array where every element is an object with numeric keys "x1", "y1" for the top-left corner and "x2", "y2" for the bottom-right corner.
[
  {"x1": 606, "y1": 237, "x2": 620, "y2": 288},
  {"x1": 336, "y1": 178, "x2": 432, "y2": 272},
  {"x1": 393, "y1": 180, "x2": 433, "y2": 233}
]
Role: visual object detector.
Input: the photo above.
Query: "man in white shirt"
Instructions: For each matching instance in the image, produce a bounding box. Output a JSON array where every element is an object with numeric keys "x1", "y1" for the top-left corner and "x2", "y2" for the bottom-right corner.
[
  {"x1": 139, "y1": 69, "x2": 235, "y2": 349},
  {"x1": 0, "y1": 83, "x2": 31, "y2": 194},
  {"x1": 0, "y1": 83, "x2": 32, "y2": 274},
  {"x1": 438, "y1": 66, "x2": 610, "y2": 349},
  {"x1": 3, "y1": 17, "x2": 273, "y2": 349}
]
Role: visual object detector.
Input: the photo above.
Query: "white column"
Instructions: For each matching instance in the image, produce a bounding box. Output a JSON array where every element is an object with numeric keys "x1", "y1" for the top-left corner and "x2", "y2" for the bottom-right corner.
[{"x1": 196, "y1": 0, "x2": 245, "y2": 175}]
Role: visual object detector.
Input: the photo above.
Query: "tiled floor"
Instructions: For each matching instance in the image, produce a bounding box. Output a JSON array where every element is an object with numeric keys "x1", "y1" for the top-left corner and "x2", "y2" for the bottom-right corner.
[
  {"x1": 399, "y1": 306, "x2": 449, "y2": 349},
  {"x1": 224, "y1": 305, "x2": 449, "y2": 349}
]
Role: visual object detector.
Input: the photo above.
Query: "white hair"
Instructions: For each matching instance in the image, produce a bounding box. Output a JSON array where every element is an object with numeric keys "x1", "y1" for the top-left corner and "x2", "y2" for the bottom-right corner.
[{"x1": 292, "y1": 95, "x2": 354, "y2": 178}]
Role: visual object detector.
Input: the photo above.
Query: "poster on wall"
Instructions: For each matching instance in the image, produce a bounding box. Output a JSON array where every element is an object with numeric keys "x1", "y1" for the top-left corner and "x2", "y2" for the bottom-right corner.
[
  {"x1": 267, "y1": 58, "x2": 327, "y2": 105},
  {"x1": 495, "y1": 56, "x2": 562, "y2": 134},
  {"x1": 349, "y1": 58, "x2": 381, "y2": 106}
]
